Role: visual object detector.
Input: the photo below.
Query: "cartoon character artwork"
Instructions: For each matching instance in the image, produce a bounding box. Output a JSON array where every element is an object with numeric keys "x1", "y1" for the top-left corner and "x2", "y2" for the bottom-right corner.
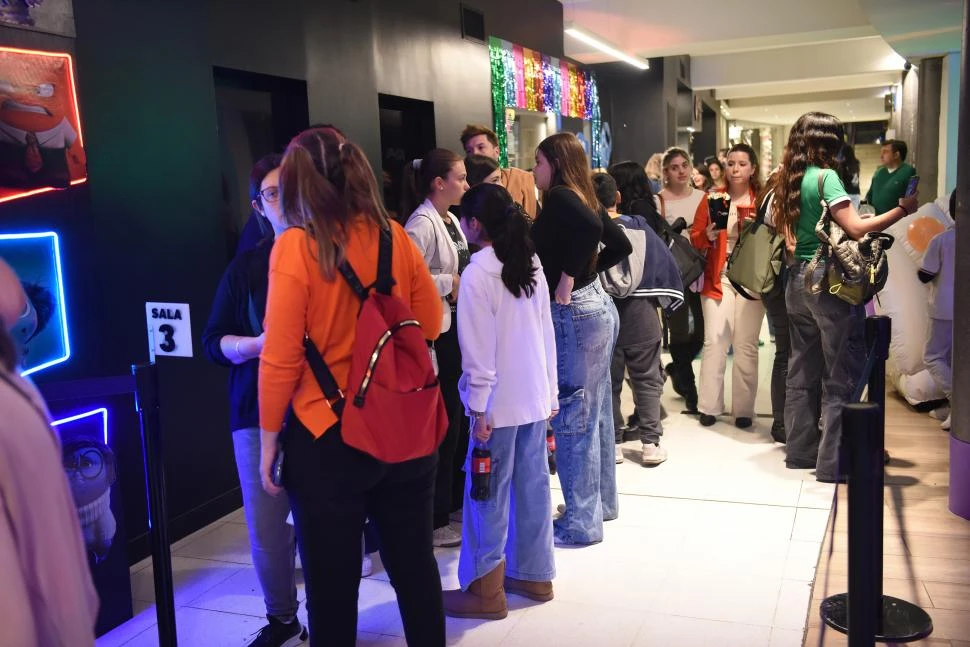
[
  {"x1": 0, "y1": 231, "x2": 70, "y2": 375},
  {"x1": 0, "y1": 46, "x2": 86, "y2": 203},
  {"x1": 63, "y1": 437, "x2": 118, "y2": 562}
]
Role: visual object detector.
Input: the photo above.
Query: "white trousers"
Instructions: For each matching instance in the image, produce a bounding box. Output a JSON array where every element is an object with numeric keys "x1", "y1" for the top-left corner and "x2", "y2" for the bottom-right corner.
[{"x1": 699, "y1": 277, "x2": 765, "y2": 418}]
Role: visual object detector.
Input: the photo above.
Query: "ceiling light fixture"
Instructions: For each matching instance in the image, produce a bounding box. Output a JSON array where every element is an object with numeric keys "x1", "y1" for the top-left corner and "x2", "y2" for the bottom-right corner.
[{"x1": 564, "y1": 24, "x2": 649, "y2": 70}]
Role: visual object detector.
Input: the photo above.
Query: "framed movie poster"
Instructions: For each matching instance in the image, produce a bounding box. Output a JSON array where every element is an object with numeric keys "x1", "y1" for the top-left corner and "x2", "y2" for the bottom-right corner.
[
  {"x1": 0, "y1": 230, "x2": 70, "y2": 375},
  {"x1": 0, "y1": 0, "x2": 75, "y2": 38},
  {"x1": 0, "y1": 46, "x2": 86, "y2": 204}
]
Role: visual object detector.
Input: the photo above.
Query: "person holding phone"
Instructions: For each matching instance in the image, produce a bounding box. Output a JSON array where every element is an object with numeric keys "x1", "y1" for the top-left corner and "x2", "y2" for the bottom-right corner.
[
  {"x1": 775, "y1": 114, "x2": 917, "y2": 483},
  {"x1": 863, "y1": 139, "x2": 916, "y2": 214},
  {"x1": 689, "y1": 144, "x2": 764, "y2": 429},
  {"x1": 202, "y1": 154, "x2": 310, "y2": 647}
]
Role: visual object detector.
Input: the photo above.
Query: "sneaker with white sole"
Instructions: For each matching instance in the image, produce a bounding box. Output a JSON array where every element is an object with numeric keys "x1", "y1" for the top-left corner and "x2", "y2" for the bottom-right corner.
[
  {"x1": 640, "y1": 443, "x2": 668, "y2": 466},
  {"x1": 246, "y1": 616, "x2": 307, "y2": 647},
  {"x1": 615, "y1": 444, "x2": 624, "y2": 464},
  {"x1": 942, "y1": 414, "x2": 951, "y2": 431},
  {"x1": 433, "y1": 524, "x2": 462, "y2": 547}
]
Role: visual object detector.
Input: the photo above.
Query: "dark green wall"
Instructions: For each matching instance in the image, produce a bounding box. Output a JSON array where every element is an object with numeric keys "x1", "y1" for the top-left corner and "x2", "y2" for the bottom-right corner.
[{"x1": 50, "y1": 0, "x2": 564, "y2": 559}]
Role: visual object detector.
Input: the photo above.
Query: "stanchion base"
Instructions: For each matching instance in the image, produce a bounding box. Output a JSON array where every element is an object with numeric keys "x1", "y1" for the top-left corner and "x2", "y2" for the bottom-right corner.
[{"x1": 820, "y1": 593, "x2": 933, "y2": 642}]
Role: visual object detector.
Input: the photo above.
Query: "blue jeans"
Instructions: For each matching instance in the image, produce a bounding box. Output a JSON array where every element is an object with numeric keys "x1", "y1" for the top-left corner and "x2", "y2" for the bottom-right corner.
[
  {"x1": 232, "y1": 428, "x2": 299, "y2": 622},
  {"x1": 550, "y1": 281, "x2": 620, "y2": 545},
  {"x1": 784, "y1": 261, "x2": 866, "y2": 480},
  {"x1": 458, "y1": 419, "x2": 555, "y2": 588}
]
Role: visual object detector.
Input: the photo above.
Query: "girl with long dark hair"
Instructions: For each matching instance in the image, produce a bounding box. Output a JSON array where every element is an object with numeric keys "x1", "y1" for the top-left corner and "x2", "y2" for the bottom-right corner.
[
  {"x1": 402, "y1": 148, "x2": 470, "y2": 547},
  {"x1": 442, "y1": 183, "x2": 558, "y2": 618},
  {"x1": 774, "y1": 112, "x2": 916, "y2": 482},
  {"x1": 690, "y1": 143, "x2": 764, "y2": 429},
  {"x1": 531, "y1": 132, "x2": 630, "y2": 545},
  {"x1": 258, "y1": 126, "x2": 445, "y2": 646}
]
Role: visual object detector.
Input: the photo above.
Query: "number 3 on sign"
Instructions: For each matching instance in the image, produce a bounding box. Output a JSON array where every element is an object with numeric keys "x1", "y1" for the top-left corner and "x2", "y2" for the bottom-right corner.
[{"x1": 145, "y1": 302, "x2": 193, "y2": 359}]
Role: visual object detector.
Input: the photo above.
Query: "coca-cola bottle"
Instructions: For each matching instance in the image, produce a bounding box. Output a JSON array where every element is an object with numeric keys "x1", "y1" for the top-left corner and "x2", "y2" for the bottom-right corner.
[
  {"x1": 546, "y1": 427, "x2": 557, "y2": 475},
  {"x1": 470, "y1": 445, "x2": 491, "y2": 501}
]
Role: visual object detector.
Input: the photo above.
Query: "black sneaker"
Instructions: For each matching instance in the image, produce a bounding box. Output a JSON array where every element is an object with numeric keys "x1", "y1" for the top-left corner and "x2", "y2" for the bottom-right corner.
[
  {"x1": 247, "y1": 616, "x2": 308, "y2": 647},
  {"x1": 699, "y1": 414, "x2": 717, "y2": 427}
]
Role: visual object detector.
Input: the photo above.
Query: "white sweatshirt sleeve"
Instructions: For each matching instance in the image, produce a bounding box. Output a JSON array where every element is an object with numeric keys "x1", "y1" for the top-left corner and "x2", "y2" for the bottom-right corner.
[
  {"x1": 457, "y1": 264, "x2": 497, "y2": 413},
  {"x1": 535, "y1": 262, "x2": 559, "y2": 409}
]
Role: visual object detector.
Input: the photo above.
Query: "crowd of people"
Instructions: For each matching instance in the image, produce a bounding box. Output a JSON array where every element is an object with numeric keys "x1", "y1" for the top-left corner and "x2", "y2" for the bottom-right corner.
[
  {"x1": 192, "y1": 114, "x2": 939, "y2": 646},
  {"x1": 1, "y1": 110, "x2": 939, "y2": 647}
]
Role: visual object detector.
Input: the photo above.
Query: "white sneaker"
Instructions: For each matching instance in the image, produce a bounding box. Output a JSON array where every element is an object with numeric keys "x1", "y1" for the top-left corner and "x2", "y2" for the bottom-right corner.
[
  {"x1": 615, "y1": 444, "x2": 624, "y2": 464},
  {"x1": 942, "y1": 414, "x2": 951, "y2": 431},
  {"x1": 432, "y1": 525, "x2": 462, "y2": 547},
  {"x1": 361, "y1": 552, "x2": 373, "y2": 578},
  {"x1": 930, "y1": 406, "x2": 950, "y2": 421},
  {"x1": 641, "y1": 443, "x2": 668, "y2": 466}
]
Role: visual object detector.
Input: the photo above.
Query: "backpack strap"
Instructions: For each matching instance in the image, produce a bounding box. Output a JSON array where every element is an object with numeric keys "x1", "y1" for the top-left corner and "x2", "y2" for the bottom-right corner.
[
  {"x1": 804, "y1": 170, "x2": 832, "y2": 295},
  {"x1": 337, "y1": 227, "x2": 396, "y2": 299},
  {"x1": 304, "y1": 335, "x2": 345, "y2": 417},
  {"x1": 374, "y1": 227, "x2": 395, "y2": 295}
]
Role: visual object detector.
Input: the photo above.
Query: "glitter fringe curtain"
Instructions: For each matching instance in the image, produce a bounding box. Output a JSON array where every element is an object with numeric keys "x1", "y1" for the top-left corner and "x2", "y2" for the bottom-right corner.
[{"x1": 487, "y1": 38, "x2": 601, "y2": 168}]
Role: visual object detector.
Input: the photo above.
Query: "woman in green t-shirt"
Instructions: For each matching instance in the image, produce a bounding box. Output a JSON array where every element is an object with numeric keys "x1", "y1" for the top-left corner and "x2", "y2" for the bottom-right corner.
[{"x1": 772, "y1": 112, "x2": 918, "y2": 483}]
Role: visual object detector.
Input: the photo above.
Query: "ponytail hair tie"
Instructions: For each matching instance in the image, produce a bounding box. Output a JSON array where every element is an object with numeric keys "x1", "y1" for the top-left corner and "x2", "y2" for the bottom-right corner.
[{"x1": 412, "y1": 159, "x2": 423, "y2": 171}]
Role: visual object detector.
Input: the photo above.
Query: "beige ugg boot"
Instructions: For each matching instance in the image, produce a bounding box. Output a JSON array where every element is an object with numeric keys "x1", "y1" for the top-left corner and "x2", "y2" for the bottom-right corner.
[
  {"x1": 442, "y1": 561, "x2": 508, "y2": 620},
  {"x1": 504, "y1": 576, "x2": 554, "y2": 602}
]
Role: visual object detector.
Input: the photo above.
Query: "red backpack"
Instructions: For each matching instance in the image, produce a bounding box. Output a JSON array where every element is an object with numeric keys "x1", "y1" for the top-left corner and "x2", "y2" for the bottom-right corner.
[{"x1": 304, "y1": 227, "x2": 448, "y2": 463}]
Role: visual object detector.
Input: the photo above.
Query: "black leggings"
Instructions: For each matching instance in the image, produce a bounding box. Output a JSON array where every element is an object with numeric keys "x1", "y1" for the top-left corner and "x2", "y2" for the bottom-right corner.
[{"x1": 284, "y1": 418, "x2": 445, "y2": 647}]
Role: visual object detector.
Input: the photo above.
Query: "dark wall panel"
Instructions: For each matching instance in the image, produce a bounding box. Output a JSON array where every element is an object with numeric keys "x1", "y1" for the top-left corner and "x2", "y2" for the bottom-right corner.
[{"x1": 595, "y1": 60, "x2": 666, "y2": 166}]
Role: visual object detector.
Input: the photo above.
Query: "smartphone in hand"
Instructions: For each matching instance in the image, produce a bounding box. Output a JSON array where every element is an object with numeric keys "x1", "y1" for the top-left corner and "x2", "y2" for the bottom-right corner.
[
  {"x1": 905, "y1": 175, "x2": 920, "y2": 197},
  {"x1": 708, "y1": 193, "x2": 731, "y2": 230}
]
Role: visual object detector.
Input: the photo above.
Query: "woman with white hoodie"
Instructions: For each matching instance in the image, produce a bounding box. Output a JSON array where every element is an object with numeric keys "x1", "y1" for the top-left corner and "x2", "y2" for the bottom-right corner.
[
  {"x1": 441, "y1": 183, "x2": 558, "y2": 620},
  {"x1": 403, "y1": 149, "x2": 470, "y2": 547}
]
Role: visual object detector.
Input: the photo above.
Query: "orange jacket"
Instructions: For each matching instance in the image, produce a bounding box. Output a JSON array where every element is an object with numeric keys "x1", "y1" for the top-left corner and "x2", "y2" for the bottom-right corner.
[
  {"x1": 689, "y1": 189, "x2": 758, "y2": 301},
  {"x1": 259, "y1": 220, "x2": 442, "y2": 436}
]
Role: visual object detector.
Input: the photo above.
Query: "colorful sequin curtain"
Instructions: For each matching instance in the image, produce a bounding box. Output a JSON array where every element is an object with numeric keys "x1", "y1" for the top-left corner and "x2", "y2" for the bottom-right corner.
[{"x1": 487, "y1": 37, "x2": 603, "y2": 168}]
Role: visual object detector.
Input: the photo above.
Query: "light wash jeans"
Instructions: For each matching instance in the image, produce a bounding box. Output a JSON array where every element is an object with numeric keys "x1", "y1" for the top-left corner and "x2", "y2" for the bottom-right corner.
[
  {"x1": 232, "y1": 427, "x2": 299, "y2": 622},
  {"x1": 550, "y1": 281, "x2": 620, "y2": 545},
  {"x1": 458, "y1": 419, "x2": 555, "y2": 588}
]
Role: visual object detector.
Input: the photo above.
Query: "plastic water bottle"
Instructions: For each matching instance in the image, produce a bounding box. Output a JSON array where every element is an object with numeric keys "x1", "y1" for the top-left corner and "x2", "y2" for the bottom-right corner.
[
  {"x1": 546, "y1": 427, "x2": 557, "y2": 475},
  {"x1": 470, "y1": 445, "x2": 491, "y2": 501}
]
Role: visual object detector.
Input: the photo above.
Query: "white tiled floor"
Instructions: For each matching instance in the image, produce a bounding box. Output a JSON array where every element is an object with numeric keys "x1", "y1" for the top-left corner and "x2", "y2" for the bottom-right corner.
[{"x1": 98, "y1": 334, "x2": 833, "y2": 646}]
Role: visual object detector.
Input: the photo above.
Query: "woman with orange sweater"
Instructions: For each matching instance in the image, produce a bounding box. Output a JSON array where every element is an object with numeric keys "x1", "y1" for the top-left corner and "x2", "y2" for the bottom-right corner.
[
  {"x1": 257, "y1": 126, "x2": 445, "y2": 647},
  {"x1": 690, "y1": 143, "x2": 765, "y2": 429}
]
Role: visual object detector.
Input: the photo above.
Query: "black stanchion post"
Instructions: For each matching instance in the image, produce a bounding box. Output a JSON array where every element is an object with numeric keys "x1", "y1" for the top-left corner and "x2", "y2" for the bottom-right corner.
[
  {"x1": 847, "y1": 402, "x2": 880, "y2": 647},
  {"x1": 132, "y1": 362, "x2": 178, "y2": 647}
]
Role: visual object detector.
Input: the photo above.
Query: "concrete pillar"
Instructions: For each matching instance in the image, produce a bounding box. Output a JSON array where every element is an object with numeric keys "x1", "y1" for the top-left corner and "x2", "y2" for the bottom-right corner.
[
  {"x1": 950, "y1": 0, "x2": 970, "y2": 520},
  {"x1": 939, "y1": 52, "x2": 961, "y2": 197},
  {"x1": 916, "y1": 57, "x2": 943, "y2": 203}
]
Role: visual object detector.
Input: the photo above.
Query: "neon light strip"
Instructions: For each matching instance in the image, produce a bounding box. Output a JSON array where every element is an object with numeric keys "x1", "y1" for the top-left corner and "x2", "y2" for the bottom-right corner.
[
  {"x1": 0, "y1": 231, "x2": 72, "y2": 375},
  {"x1": 0, "y1": 179, "x2": 87, "y2": 205},
  {"x1": 51, "y1": 407, "x2": 109, "y2": 444}
]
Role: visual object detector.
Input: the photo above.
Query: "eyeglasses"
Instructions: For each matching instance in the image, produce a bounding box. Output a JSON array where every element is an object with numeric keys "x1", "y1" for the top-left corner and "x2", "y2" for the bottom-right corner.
[
  {"x1": 258, "y1": 186, "x2": 280, "y2": 203},
  {"x1": 64, "y1": 448, "x2": 106, "y2": 480}
]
